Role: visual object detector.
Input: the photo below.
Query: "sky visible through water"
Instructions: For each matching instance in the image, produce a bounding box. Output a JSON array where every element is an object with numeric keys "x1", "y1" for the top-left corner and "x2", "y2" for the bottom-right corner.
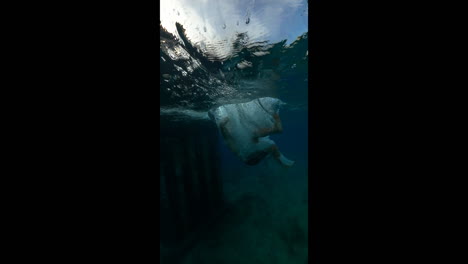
[{"x1": 160, "y1": 0, "x2": 308, "y2": 59}]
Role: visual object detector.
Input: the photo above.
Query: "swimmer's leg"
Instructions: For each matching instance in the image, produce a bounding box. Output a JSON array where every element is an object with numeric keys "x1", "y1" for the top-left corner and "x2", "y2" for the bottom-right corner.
[
  {"x1": 245, "y1": 150, "x2": 270, "y2": 166},
  {"x1": 268, "y1": 144, "x2": 295, "y2": 167},
  {"x1": 246, "y1": 143, "x2": 294, "y2": 167}
]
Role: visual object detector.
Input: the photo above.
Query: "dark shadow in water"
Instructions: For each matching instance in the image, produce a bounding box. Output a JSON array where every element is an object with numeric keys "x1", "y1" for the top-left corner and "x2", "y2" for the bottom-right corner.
[
  {"x1": 160, "y1": 116, "x2": 226, "y2": 263},
  {"x1": 160, "y1": 12, "x2": 308, "y2": 263}
]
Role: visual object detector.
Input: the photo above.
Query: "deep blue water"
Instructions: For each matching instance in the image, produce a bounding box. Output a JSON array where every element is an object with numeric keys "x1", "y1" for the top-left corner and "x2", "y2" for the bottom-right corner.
[{"x1": 160, "y1": 1, "x2": 308, "y2": 263}]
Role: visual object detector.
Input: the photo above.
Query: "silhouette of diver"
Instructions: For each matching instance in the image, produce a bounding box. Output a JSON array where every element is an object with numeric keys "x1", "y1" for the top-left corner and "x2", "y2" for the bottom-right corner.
[{"x1": 208, "y1": 97, "x2": 294, "y2": 167}]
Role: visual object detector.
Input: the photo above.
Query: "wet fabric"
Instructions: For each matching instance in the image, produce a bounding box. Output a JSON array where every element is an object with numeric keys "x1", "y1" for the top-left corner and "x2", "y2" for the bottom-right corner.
[{"x1": 209, "y1": 97, "x2": 294, "y2": 167}]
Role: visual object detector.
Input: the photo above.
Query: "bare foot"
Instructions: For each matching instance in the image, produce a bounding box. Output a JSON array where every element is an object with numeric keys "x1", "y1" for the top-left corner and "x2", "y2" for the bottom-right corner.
[
  {"x1": 278, "y1": 154, "x2": 295, "y2": 167},
  {"x1": 269, "y1": 145, "x2": 294, "y2": 167}
]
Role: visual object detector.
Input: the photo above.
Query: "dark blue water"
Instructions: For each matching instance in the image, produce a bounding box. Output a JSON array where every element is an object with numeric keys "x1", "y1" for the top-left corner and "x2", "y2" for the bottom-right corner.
[{"x1": 160, "y1": 1, "x2": 308, "y2": 263}]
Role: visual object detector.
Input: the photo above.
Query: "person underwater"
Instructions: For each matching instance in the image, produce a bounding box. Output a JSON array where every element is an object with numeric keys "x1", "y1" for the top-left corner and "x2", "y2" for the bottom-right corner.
[{"x1": 208, "y1": 97, "x2": 294, "y2": 167}]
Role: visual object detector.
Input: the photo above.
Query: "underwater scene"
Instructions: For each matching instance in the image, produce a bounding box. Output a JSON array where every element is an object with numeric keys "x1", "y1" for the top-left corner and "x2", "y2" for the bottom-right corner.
[{"x1": 160, "y1": 1, "x2": 308, "y2": 263}]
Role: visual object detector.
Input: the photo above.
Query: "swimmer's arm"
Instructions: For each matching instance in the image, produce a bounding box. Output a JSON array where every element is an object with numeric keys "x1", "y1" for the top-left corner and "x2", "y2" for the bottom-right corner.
[
  {"x1": 273, "y1": 113, "x2": 283, "y2": 132},
  {"x1": 253, "y1": 113, "x2": 283, "y2": 139},
  {"x1": 267, "y1": 144, "x2": 294, "y2": 167}
]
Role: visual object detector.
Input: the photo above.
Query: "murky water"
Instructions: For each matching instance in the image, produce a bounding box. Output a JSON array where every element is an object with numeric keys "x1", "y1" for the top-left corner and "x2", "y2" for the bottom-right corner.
[{"x1": 160, "y1": 1, "x2": 308, "y2": 263}]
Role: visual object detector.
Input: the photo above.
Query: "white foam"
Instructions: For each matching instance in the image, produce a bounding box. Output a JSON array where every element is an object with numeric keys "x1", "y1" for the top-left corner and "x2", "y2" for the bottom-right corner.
[{"x1": 160, "y1": 107, "x2": 210, "y2": 121}]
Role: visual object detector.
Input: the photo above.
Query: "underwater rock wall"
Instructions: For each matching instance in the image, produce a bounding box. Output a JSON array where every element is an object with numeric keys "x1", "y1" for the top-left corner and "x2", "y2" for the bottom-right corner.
[{"x1": 160, "y1": 117, "x2": 224, "y2": 253}]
